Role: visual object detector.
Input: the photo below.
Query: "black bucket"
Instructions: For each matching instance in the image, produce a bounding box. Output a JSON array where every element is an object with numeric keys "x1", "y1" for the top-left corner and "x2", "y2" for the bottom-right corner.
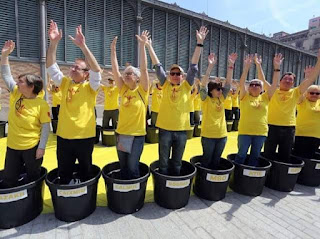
[
  {"x1": 262, "y1": 153, "x2": 305, "y2": 192},
  {"x1": 146, "y1": 127, "x2": 159, "y2": 143},
  {"x1": 46, "y1": 164, "x2": 101, "y2": 222},
  {"x1": 95, "y1": 125, "x2": 101, "y2": 144},
  {"x1": 150, "y1": 160, "x2": 196, "y2": 209},
  {"x1": 226, "y1": 120, "x2": 233, "y2": 132},
  {"x1": 191, "y1": 156, "x2": 234, "y2": 201},
  {"x1": 193, "y1": 125, "x2": 201, "y2": 137},
  {"x1": 102, "y1": 162, "x2": 150, "y2": 214},
  {"x1": 0, "y1": 167, "x2": 46, "y2": 229},
  {"x1": 101, "y1": 129, "x2": 116, "y2": 146},
  {"x1": 186, "y1": 126, "x2": 194, "y2": 140},
  {"x1": 227, "y1": 154, "x2": 272, "y2": 196},
  {"x1": 51, "y1": 119, "x2": 58, "y2": 133},
  {"x1": 297, "y1": 153, "x2": 320, "y2": 186},
  {"x1": 0, "y1": 121, "x2": 6, "y2": 137}
]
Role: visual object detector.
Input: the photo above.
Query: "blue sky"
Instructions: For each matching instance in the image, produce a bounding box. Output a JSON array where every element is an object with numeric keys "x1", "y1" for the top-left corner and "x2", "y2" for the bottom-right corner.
[{"x1": 161, "y1": 0, "x2": 320, "y2": 36}]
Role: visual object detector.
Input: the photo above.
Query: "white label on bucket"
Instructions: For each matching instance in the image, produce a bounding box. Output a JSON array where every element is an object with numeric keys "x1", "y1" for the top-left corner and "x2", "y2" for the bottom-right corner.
[
  {"x1": 57, "y1": 186, "x2": 87, "y2": 198},
  {"x1": 166, "y1": 179, "x2": 190, "y2": 189},
  {"x1": 206, "y1": 173, "x2": 229, "y2": 182},
  {"x1": 113, "y1": 183, "x2": 140, "y2": 192},
  {"x1": 243, "y1": 169, "x2": 266, "y2": 177},
  {"x1": 315, "y1": 163, "x2": 320, "y2": 170},
  {"x1": 0, "y1": 189, "x2": 28, "y2": 203},
  {"x1": 103, "y1": 131, "x2": 115, "y2": 136},
  {"x1": 155, "y1": 129, "x2": 159, "y2": 134},
  {"x1": 288, "y1": 167, "x2": 301, "y2": 174}
]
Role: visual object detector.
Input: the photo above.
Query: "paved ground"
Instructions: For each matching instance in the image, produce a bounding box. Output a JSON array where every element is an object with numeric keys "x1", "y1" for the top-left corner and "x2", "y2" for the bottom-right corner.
[{"x1": 1, "y1": 183, "x2": 320, "y2": 239}]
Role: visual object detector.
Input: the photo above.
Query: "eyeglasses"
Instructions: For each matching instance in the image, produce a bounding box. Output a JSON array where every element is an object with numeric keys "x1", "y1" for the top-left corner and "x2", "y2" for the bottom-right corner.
[
  {"x1": 170, "y1": 72, "x2": 181, "y2": 76},
  {"x1": 15, "y1": 97, "x2": 23, "y2": 112},
  {"x1": 70, "y1": 65, "x2": 89, "y2": 72},
  {"x1": 249, "y1": 83, "x2": 261, "y2": 87},
  {"x1": 124, "y1": 72, "x2": 135, "y2": 77},
  {"x1": 309, "y1": 92, "x2": 320, "y2": 96}
]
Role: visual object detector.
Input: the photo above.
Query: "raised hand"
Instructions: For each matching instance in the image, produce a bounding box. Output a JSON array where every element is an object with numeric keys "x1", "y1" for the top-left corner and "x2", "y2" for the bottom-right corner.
[
  {"x1": 48, "y1": 20, "x2": 62, "y2": 44},
  {"x1": 69, "y1": 25, "x2": 85, "y2": 48},
  {"x1": 273, "y1": 53, "x2": 284, "y2": 70},
  {"x1": 136, "y1": 30, "x2": 151, "y2": 45},
  {"x1": 1, "y1": 40, "x2": 15, "y2": 56},
  {"x1": 244, "y1": 54, "x2": 253, "y2": 68},
  {"x1": 304, "y1": 65, "x2": 314, "y2": 79},
  {"x1": 208, "y1": 53, "x2": 217, "y2": 65},
  {"x1": 196, "y1": 26, "x2": 209, "y2": 44},
  {"x1": 111, "y1": 36, "x2": 118, "y2": 50},
  {"x1": 254, "y1": 53, "x2": 262, "y2": 65},
  {"x1": 228, "y1": 53, "x2": 238, "y2": 66}
]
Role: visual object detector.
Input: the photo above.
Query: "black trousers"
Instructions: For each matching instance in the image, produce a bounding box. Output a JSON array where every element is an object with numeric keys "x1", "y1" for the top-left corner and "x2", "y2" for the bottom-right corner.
[
  {"x1": 57, "y1": 136, "x2": 95, "y2": 184},
  {"x1": 225, "y1": 109, "x2": 233, "y2": 121},
  {"x1": 190, "y1": 112, "x2": 195, "y2": 126},
  {"x1": 102, "y1": 109, "x2": 119, "y2": 129},
  {"x1": 2, "y1": 145, "x2": 43, "y2": 188},
  {"x1": 52, "y1": 105, "x2": 60, "y2": 120},
  {"x1": 293, "y1": 136, "x2": 320, "y2": 159},
  {"x1": 232, "y1": 107, "x2": 240, "y2": 120},
  {"x1": 264, "y1": 125, "x2": 295, "y2": 163},
  {"x1": 194, "y1": 111, "x2": 201, "y2": 125}
]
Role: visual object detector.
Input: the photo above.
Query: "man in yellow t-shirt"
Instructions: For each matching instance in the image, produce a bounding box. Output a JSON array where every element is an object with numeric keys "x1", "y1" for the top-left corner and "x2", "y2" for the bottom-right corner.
[
  {"x1": 147, "y1": 26, "x2": 209, "y2": 175},
  {"x1": 46, "y1": 20, "x2": 101, "y2": 184},
  {"x1": 262, "y1": 50, "x2": 320, "y2": 162},
  {"x1": 150, "y1": 80, "x2": 162, "y2": 127},
  {"x1": 100, "y1": 78, "x2": 119, "y2": 129},
  {"x1": 1, "y1": 40, "x2": 51, "y2": 187}
]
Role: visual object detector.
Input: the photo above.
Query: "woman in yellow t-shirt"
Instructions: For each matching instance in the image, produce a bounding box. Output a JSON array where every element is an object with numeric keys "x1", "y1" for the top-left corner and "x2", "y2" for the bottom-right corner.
[
  {"x1": 200, "y1": 52, "x2": 237, "y2": 169},
  {"x1": 1, "y1": 40, "x2": 51, "y2": 188},
  {"x1": 47, "y1": 78, "x2": 62, "y2": 120},
  {"x1": 235, "y1": 54, "x2": 280, "y2": 166},
  {"x1": 150, "y1": 80, "x2": 162, "y2": 127},
  {"x1": 293, "y1": 83, "x2": 320, "y2": 159},
  {"x1": 110, "y1": 31, "x2": 150, "y2": 179}
]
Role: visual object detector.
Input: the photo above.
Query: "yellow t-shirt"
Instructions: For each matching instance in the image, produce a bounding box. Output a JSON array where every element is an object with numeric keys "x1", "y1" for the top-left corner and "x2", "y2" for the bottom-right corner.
[
  {"x1": 57, "y1": 77, "x2": 98, "y2": 139},
  {"x1": 232, "y1": 94, "x2": 239, "y2": 108},
  {"x1": 201, "y1": 95, "x2": 227, "y2": 138},
  {"x1": 296, "y1": 99, "x2": 320, "y2": 138},
  {"x1": 37, "y1": 90, "x2": 45, "y2": 99},
  {"x1": 268, "y1": 87, "x2": 300, "y2": 126},
  {"x1": 156, "y1": 80, "x2": 192, "y2": 131},
  {"x1": 194, "y1": 94, "x2": 201, "y2": 111},
  {"x1": 52, "y1": 88, "x2": 62, "y2": 107},
  {"x1": 101, "y1": 85, "x2": 119, "y2": 110},
  {"x1": 151, "y1": 87, "x2": 163, "y2": 113},
  {"x1": 224, "y1": 93, "x2": 232, "y2": 110},
  {"x1": 7, "y1": 86, "x2": 51, "y2": 150},
  {"x1": 116, "y1": 84, "x2": 148, "y2": 136},
  {"x1": 238, "y1": 92, "x2": 269, "y2": 136}
]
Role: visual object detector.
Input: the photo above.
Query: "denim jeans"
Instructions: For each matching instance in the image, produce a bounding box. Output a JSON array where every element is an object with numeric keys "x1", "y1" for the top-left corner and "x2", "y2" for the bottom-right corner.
[
  {"x1": 235, "y1": 135, "x2": 266, "y2": 166},
  {"x1": 201, "y1": 137, "x2": 227, "y2": 169},
  {"x1": 117, "y1": 135, "x2": 145, "y2": 180},
  {"x1": 159, "y1": 129, "x2": 187, "y2": 176}
]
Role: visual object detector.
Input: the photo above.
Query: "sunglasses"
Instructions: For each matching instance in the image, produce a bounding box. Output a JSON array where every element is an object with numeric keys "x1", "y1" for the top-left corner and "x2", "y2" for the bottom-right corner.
[
  {"x1": 309, "y1": 92, "x2": 320, "y2": 96},
  {"x1": 214, "y1": 88, "x2": 222, "y2": 91},
  {"x1": 15, "y1": 97, "x2": 23, "y2": 112},
  {"x1": 249, "y1": 83, "x2": 261, "y2": 87},
  {"x1": 170, "y1": 72, "x2": 181, "y2": 76}
]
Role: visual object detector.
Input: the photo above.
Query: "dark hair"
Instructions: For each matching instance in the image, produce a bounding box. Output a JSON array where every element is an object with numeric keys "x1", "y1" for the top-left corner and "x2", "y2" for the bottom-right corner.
[
  {"x1": 208, "y1": 81, "x2": 222, "y2": 97},
  {"x1": 280, "y1": 72, "x2": 296, "y2": 81},
  {"x1": 18, "y1": 73, "x2": 43, "y2": 95}
]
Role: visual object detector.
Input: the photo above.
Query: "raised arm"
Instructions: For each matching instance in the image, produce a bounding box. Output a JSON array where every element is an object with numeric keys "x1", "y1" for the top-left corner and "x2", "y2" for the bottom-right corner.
[
  {"x1": 146, "y1": 39, "x2": 166, "y2": 85},
  {"x1": 226, "y1": 53, "x2": 238, "y2": 86},
  {"x1": 239, "y1": 55, "x2": 253, "y2": 100},
  {"x1": 299, "y1": 49, "x2": 320, "y2": 94},
  {"x1": 268, "y1": 53, "x2": 283, "y2": 99},
  {"x1": 136, "y1": 30, "x2": 150, "y2": 92},
  {"x1": 298, "y1": 66, "x2": 314, "y2": 104},
  {"x1": 200, "y1": 53, "x2": 216, "y2": 101},
  {"x1": 254, "y1": 54, "x2": 270, "y2": 91},
  {"x1": 1, "y1": 40, "x2": 17, "y2": 92},
  {"x1": 110, "y1": 36, "x2": 124, "y2": 90}
]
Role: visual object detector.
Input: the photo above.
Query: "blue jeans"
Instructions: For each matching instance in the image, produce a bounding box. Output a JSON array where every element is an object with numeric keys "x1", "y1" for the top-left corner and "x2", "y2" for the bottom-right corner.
[
  {"x1": 159, "y1": 129, "x2": 187, "y2": 176},
  {"x1": 235, "y1": 135, "x2": 266, "y2": 166},
  {"x1": 201, "y1": 137, "x2": 227, "y2": 169},
  {"x1": 117, "y1": 135, "x2": 145, "y2": 180}
]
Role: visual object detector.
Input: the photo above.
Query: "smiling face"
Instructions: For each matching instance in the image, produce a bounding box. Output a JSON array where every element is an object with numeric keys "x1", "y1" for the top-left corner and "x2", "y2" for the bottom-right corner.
[
  {"x1": 306, "y1": 85, "x2": 320, "y2": 102},
  {"x1": 17, "y1": 76, "x2": 34, "y2": 96},
  {"x1": 69, "y1": 59, "x2": 89, "y2": 83},
  {"x1": 123, "y1": 66, "x2": 140, "y2": 89},
  {"x1": 248, "y1": 80, "x2": 263, "y2": 97},
  {"x1": 279, "y1": 73, "x2": 295, "y2": 91},
  {"x1": 169, "y1": 68, "x2": 183, "y2": 85}
]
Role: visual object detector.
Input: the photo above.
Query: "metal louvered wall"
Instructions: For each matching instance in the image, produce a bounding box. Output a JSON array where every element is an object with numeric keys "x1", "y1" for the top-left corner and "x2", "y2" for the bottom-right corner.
[{"x1": 0, "y1": 0, "x2": 318, "y2": 84}]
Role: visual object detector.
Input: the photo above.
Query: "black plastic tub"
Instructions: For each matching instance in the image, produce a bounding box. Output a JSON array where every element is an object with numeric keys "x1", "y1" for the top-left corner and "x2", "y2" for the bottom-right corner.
[
  {"x1": 102, "y1": 162, "x2": 150, "y2": 214},
  {"x1": 191, "y1": 156, "x2": 234, "y2": 201},
  {"x1": 95, "y1": 125, "x2": 101, "y2": 144},
  {"x1": 193, "y1": 125, "x2": 201, "y2": 137},
  {"x1": 226, "y1": 120, "x2": 233, "y2": 132},
  {"x1": 0, "y1": 167, "x2": 47, "y2": 229},
  {"x1": 297, "y1": 153, "x2": 320, "y2": 186},
  {"x1": 150, "y1": 160, "x2": 196, "y2": 209},
  {"x1": 261, "y1": 153, "x2": 305, "y2": 192},
  {"x1": 101, "y1": 129, "x2": 116, "y2": 146},
  {"x1": 146, "y1": 127, "x2": 159, "y2": 143},
  {"x1": 0, "y1": 121, "x2": 6, "y2": 138},
  {"x1": 51, "y1": 119, "x2": 58, "y2": 134},
  {"x1": 227, "y1": 154, "x2": 272, "y2": 196},
  {"x1": 46, "y1": 164, "x2": 101, "y2": 222}
]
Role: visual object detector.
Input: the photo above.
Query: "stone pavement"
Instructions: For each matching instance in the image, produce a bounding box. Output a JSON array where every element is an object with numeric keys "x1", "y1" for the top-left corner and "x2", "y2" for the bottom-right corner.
[{"x1": 1, "y1": 183, "x2": 320, "y2": 239}]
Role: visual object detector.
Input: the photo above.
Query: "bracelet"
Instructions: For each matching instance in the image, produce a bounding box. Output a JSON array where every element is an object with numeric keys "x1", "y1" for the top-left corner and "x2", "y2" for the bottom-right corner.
[
  {"x1": 197, "y1": 43, "x2": 204, "y2": 47},
  {"x1": 228, "y1": 66, "x2": 234, "y2": 69},
  {"x1": 274, "y1": 69, "x2": 280, "y2": 72}
]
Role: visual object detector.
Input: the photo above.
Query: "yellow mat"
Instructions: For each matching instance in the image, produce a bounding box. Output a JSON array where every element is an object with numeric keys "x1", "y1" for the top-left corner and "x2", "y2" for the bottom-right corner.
[{"x1": 0, "y1": 132, "x2": 239, "y2": 214}]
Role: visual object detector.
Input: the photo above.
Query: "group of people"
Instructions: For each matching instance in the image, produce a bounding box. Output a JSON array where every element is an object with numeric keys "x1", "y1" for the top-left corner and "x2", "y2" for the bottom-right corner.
[{"x1": 0, "y1": 20, "x2": 319, "y2": 187}]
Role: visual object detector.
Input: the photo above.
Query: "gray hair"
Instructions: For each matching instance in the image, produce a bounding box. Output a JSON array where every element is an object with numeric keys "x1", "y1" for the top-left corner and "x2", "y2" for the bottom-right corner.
[
  {"x1": 124, "y1": 66, "x2": 141, "y2": 78},
  {"x1": 249, "y1": 79, "x2": 264, "y2": 88}
]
